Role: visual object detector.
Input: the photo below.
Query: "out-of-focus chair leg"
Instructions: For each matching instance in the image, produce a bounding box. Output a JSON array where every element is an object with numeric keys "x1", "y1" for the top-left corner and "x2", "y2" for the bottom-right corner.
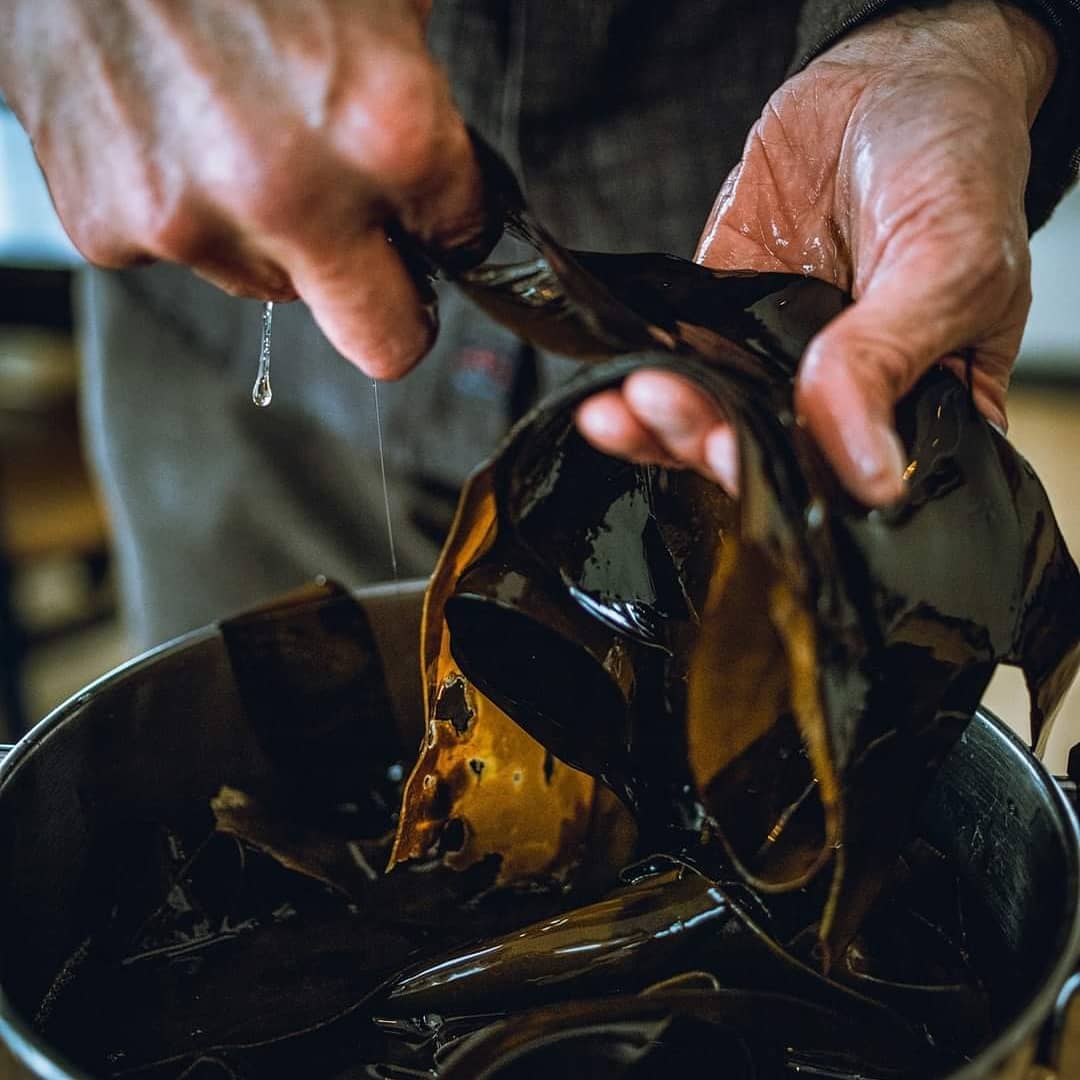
[{"x1": 0, "y1": 552, "x2": 27, "y2": 740}]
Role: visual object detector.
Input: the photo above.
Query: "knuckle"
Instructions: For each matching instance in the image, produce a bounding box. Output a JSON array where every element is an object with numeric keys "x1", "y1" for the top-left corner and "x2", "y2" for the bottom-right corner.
[
  {"x1": 797, "y1": 330, "x2": 912, "y2": 412},
  {"x1": 54, "y1": 194, "x2": 140, "y2": 268},
  {"x1": 69, "y1": 220, "x2": 138, "y2": 269},
  {"x1": 930, "y1": 229, "x2": 1030, "y2": 318},
  {"x1": 363, "y1": 319, "x2": 435, "y2": 380},
  {"x1": 794, "y1": 343, "x2": 832, "y2": 416},
  {"x1": 1013, "y1": 274, "x2": 1034, "y2": 319},
  {"x1": 965, "y1": 231, "x2": 1025, "y2": 284},
  {"x1": 227, "y1": 169, "x2": 302, "y2": 235},
  {"x1": 205, "y1": 134, "x2": 305, "y2": 234},
  {"x1": 352, "y1": 60, "x2": 449, "y2": 188},
  {"x1": 141, "y1": 206, "x2": 206, "y2": 264}
]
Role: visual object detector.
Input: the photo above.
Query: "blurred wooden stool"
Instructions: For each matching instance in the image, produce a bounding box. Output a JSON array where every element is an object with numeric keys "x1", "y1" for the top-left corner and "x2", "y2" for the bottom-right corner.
[{"x1": 0, "y1": 325, "x2": 112, "y2": 739}]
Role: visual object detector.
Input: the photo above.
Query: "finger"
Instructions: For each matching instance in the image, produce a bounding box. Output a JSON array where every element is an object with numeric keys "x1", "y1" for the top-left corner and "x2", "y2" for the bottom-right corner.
[
  {"x1": 575, "y1": 391, "x2": 678, "y2": 467},
  {"x1": 796, "y1": 246, "x2": 1018, "y2": 506},
  {"x1": 287, "y1": 229, "x2": 437, "y2": 379},
  {"x1": 941, "y1": 354, "x2": 1009, "y2": 434},
  {"x1": 796, "y1": 333, "x2": 907, "y2": 507},
  {"x1": 193, "y1": 264, "x2": 299, "y2": 302},
  {"x1": 188, "y1": 243, "x2": 298, "y2": 301},
  {"x1": 795, "y1": 285, "x2": 931, "y2": 508},
  {"x1": 342, "y1": 59, "x2": 489, "y2": 256},
  {"x1": 130, "y1": 192, "x2": 300, "y2": 301},
  {"x1": 397, "y1": 114, "x2": 490, "y2": 256},
  {"x1": 704, "y1": 425, "x2": 740, "y2": 497},
  {"x1": 622, "y1": 370, "x2": 739, "y2": 494}
]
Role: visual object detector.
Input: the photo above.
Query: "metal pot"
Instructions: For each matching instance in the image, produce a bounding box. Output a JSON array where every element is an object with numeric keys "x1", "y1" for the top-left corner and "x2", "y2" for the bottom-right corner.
[{"x1": 0, "y1": 581, "x2": 1078, "y2": 1078}]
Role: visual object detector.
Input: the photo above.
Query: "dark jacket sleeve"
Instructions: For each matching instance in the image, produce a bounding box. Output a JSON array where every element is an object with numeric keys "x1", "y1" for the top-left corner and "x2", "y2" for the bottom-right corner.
[{"x1": 789, "y1": 0, "x2": 1080, "y2": 230}]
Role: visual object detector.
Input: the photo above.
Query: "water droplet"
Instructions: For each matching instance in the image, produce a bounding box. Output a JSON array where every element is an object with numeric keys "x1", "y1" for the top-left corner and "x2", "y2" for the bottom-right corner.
[{"x1": 252, "y1": 300, "x2": 274, "y2": 407}]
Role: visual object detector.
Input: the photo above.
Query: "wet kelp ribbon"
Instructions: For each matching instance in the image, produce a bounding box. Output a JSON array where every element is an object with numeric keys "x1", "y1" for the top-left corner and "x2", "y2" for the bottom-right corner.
[
  {"x1": 34, "y1": 583, "x2": 990, "y2": 1076},
  {"x1": 388, "y1": 133, "x2": 1080, "y2": 966}
]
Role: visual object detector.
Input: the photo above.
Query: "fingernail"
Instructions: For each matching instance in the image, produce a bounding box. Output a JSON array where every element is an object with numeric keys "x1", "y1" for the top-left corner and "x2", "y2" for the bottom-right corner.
[
  {"x1": 853, "y1": 421, "x2": 905, "y2": 504},
  {"x1": 705, "y1": 427, "x2": 739, "y2": 497},
  {"x1": 624, "y1": 376, "x2": 695, "y2": 438},
  {"x1": 984, "y1": 408, "x2": 1007, "y2": 437}
]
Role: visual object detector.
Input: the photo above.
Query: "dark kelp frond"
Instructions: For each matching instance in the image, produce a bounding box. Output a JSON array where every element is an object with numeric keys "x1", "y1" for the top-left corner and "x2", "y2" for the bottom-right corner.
[{"x1": 387, "y1": 134, "x2": 1080, "y2": 967}]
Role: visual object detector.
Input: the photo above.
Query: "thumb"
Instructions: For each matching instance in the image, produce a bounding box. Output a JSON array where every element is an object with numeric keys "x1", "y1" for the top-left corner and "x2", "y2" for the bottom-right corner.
[
  {"x1": 794, "y1": 258, "x2": 988, "y2": 506},
  {"x1": 795, "y1": 311, "x2": 909, "y2": 507},
  {"x1": 695, "y1": 159, "x2": 799, "y2": 275}
]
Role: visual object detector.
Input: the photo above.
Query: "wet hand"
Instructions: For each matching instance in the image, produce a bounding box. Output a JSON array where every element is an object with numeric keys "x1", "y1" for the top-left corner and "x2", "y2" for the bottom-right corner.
[
  {"x1": 576, "y1": 0, "x2": 1057, "y2": 506},
  {"x1": 0, "y1": 0, "x2": 483, "y2": 378}
]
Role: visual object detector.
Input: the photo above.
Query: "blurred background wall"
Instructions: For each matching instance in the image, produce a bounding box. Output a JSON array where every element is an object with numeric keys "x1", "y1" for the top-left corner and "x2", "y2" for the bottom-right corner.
[{"x1": 1, "y1": 102, "x2": 1079, "y2": 770}]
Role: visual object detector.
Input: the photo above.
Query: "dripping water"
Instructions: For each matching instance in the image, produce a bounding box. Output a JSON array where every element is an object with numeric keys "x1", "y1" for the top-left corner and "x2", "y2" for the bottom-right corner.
[
  {"x1": 252, "y1": 301, "x2": 274, "y2": 407},
  {"x1": 251, "y1": 301, "x2": 397, "y2": 579},
  {"x1": 372, "y1": 378, "x2": 399, "y2": 580}
]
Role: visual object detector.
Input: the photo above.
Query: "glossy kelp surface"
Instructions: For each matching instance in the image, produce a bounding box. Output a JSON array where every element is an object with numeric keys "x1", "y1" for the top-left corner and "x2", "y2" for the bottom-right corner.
[
  {"x1": 433, "y1": 990, "x2": 919, "y2": 1080},
  {"x1": 35, "y1": 736, "x2": 981, "y2": 1078},
  {"x1": 32, "y1": 776, "x2": 987, "y2": 1077},
  {"x1": 391, "y1": 134, "x2": 1080, "y2": 968},
  {"x1": 27, "y1": 137, "x2": 1079, "y2": 1078}
]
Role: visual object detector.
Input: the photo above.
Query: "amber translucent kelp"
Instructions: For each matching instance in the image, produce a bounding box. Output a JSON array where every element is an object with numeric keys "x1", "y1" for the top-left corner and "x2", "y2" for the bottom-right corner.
[{"x1": 390, "y1": 134, "x2": 1080, "y2": 965}]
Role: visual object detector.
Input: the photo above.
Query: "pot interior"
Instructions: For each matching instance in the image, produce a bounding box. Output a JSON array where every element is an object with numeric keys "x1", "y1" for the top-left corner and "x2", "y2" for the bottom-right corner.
[{"x1": 0, "y1": 580, "x2": 1076, "y2": 1078}]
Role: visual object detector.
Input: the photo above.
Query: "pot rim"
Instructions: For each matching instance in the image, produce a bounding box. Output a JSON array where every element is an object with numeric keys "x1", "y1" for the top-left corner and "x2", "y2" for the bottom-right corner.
[
  {"x1": 0, "y1": 621, "x2": 221, "y2": 1080},
  {"x1": 947, "y1": 709, "x2": 1080, "y2": 1078},
  {"x1": 1, "y1": 609, "x2": 1077, "y2": 1079}
]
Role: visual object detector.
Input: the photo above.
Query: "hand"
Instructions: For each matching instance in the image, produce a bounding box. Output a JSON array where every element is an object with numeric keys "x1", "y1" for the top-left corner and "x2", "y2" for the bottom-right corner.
[
  {"x1": 0, "y1": 0, "x2": 482, "y2": 378},
  {"x1": 576, "y1": 0, "x2": 1058, "y2": 506}
]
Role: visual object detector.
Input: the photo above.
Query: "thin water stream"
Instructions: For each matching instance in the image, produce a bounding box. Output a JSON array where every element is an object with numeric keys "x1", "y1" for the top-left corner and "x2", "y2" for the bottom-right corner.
[
  {"x1": 251, "y1": 300, "x2": 400, "y2": 579},
  {"x1": 372, "y1": 378, "x2": 399, "y2": 581}
]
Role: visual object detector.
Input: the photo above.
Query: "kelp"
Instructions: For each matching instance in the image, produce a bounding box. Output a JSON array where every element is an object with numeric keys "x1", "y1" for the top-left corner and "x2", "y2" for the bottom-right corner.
[
  {"x1": 386, "y1": 457, "x2": 638, "y2": 891},
  {"x1": 36, "y1": 582, "x2": 1000, "y2": 1078},
  {"x1": 32, "y1": 137, "x2": 1079, "y2": 1079},
  {"x1": 374, "y1": 853, "x2": 954, "y2": 1060},
  {"x1": 380, "y1": 860, "x2": 741, "y2": 1014},
  {"x1": 433, "y1": 990, "x2": 921, "y2": 1080},
  {"x1": 389, "y1": 132, "x2": 1080, "y2": 967}
]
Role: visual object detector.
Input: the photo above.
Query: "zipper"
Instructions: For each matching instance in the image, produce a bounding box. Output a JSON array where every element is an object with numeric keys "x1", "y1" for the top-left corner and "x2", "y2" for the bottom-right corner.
[
  {"x1": 794, "y1": 0, "x2": 1072, "y2": 72},
  {"x1": 791, "y1": 0, "x2": 895, "y2": 72},
  {"x1": 1005, "y1": 3, "x2": 1080, "y2": 189},
  {"x1": 792, "y1": 0, "x2": 1080, "y2": 190}
]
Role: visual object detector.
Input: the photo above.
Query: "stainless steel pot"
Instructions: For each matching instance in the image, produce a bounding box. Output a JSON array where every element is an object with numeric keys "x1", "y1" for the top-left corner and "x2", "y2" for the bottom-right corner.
[{"x1": 0, "y1": 580, "x2": 1078, "y2": 1078}]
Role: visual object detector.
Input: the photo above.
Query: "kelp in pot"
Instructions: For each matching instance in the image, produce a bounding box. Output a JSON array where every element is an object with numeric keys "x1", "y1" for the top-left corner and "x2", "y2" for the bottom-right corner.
[{"x1": 389, "y1": 133, "x2": 1080, "y2": 964}]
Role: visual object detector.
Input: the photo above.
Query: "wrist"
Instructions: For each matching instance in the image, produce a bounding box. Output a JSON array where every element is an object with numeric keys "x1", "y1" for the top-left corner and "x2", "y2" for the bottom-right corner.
[
  {"x1": 817, "y1": 0, "x2": 1058, "y2": 126},
  {"x1": 999, "y1": 2, "x2": 1059, "y2": 121}
]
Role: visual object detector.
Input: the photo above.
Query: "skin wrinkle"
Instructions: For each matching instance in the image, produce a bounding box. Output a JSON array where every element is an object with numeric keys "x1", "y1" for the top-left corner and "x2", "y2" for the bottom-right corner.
[
  {"x1": 0, "y1": 0, "x2": 1058, "y2": 502},
  {"x1": 48, "y1": 8, "x2": 167, "y2": 265},
  {"x1": 579, "y1": 0, "x2": 1055, "y2": 506},
  {"x1": 0, "y1": 0, "x2": 486, "y2": 372}
]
